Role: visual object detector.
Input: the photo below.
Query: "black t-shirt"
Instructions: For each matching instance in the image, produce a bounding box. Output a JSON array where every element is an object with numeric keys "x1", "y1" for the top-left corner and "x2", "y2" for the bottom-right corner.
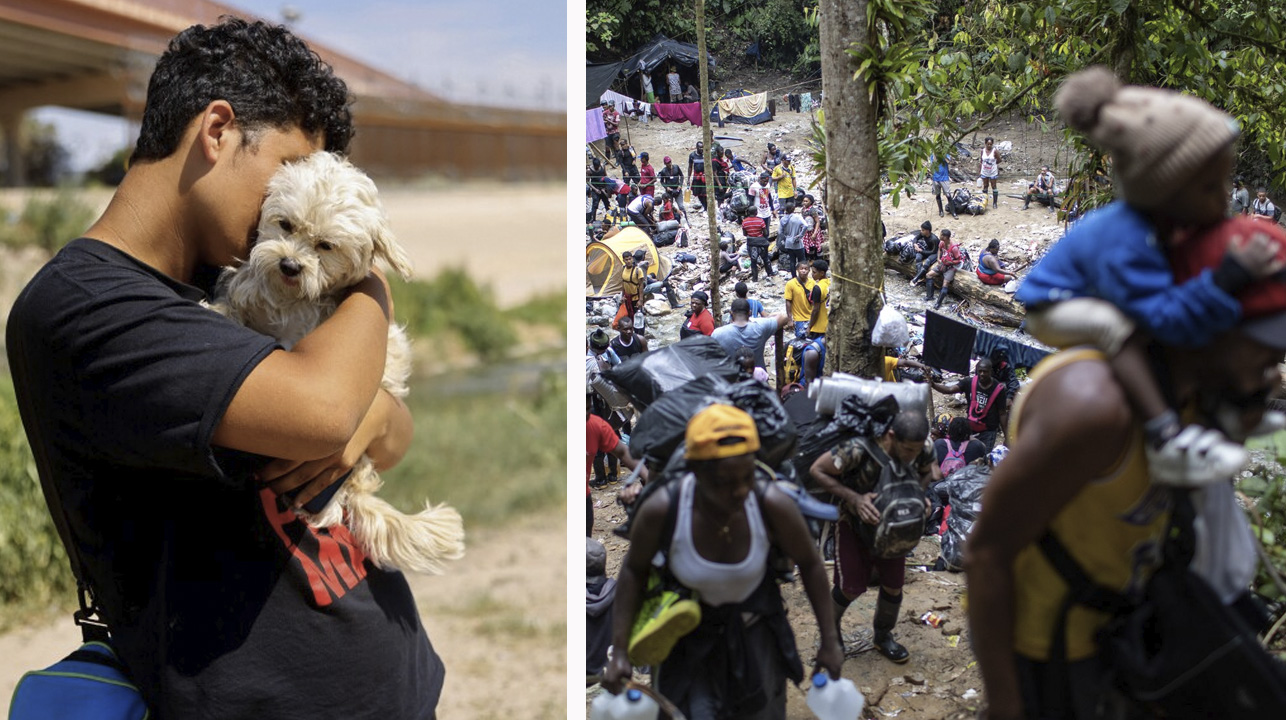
[
  {"x1": 659, "y1": 165, "x2": 684, "y2": 192},
  {"x1": 933, "y1": 437, "x2": 988, "y2": 466},
  {"x1": 5, "y1": 239, "x2": 443, "y2": 719},
  {"x1": 610, "y1": 334, "x2": 646, "y2": 361},
  {"x1": 967, "y1": 376, "x2": 1008, "y2": 432}
]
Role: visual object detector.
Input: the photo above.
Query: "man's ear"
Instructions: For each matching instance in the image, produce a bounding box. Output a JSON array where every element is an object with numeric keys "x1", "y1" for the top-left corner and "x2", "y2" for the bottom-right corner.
[{"x1": 197, "y1": 100, "x2": 236, "y2": 164}]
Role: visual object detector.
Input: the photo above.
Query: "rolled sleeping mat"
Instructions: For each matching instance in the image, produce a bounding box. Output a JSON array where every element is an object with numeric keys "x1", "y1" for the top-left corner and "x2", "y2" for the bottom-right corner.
[
  {"x1": 656, "y1": 219, "x2": 680, "y2": 234},
  {"x1": 808, "y1": 372, "x2": 931, "y2": 417}
]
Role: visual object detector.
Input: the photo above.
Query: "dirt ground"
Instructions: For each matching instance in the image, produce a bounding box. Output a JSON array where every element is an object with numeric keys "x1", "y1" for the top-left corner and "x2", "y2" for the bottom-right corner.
[
  {"x1": 585, "y1": 105, "x2": 1074, "y2": 718},
  {"x1": 0, "y1": 181, "x2": 569, "y2": 719}
]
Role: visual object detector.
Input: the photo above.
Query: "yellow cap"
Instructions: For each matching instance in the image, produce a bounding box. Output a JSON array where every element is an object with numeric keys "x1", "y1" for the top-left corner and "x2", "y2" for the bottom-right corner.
[{"x1": 684, "y1": 405, "x2": 760, "y2": 461}]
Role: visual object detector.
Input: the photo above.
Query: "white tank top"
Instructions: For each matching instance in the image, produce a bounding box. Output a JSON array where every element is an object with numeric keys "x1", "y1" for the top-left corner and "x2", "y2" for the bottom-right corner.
[
  {"x1": 980, "y1": 147, "x2": 998, "y2": 177},
  {"x1": 668, "y1": 474, "x2": 769, "y2": 606}
]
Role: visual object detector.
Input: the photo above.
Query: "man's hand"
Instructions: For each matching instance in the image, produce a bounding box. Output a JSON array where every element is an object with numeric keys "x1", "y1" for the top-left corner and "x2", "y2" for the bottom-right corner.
[
  {"x1": 850, "y1": 492, "x2": 881, "y2": 525},
  {"x1": 617, "y1": 481, "x2": 643, "y2": 506},
  {"x1": 815, "y1": 638, "x2": 844, "y2": 682},
  {"x1": 601, "y1": 649, "x2": 632, "y2": 694}
]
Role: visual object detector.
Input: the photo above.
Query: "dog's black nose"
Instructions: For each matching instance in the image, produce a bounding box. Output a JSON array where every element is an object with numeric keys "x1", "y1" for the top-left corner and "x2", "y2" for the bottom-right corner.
[{"x1": 279, "y1": 257, "x2": 302, "y2": 277}]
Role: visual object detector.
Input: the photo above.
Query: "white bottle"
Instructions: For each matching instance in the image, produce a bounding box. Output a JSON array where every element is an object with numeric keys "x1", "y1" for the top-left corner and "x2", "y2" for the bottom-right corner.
[
  {"x1": 589, "y1": 688, "x2": 660, "y2": 720},
  {"x1": 806, "y1": 672, "x2": 865, "y2": 720}
]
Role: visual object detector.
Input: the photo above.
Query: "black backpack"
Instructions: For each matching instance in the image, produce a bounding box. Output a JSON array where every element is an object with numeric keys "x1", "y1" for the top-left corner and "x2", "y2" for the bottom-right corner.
[
  {"x1": 1039, "y1": 489, "x2": 1286, "y2": 718},
  {"x1": 851, "y1": 436, "x2": 927, "y2": 559}
]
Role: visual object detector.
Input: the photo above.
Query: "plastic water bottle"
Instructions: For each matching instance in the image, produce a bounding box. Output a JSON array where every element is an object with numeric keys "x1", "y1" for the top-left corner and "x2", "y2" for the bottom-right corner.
[
  {"x1": 806, "y1": 673, "x2": 865, "y2": 720},
  {"x1": 589, "y1": 688, "x2": 660, "y2": 720}
]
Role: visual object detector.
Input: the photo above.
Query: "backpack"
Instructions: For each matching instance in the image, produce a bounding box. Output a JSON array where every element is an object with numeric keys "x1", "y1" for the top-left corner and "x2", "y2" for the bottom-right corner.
[
  {"x1": 852, "y1": 436, "x2": 927, "y2": 559},
  {"x1": 939, "y1": 438, "x2": 968, "y2": 478}
]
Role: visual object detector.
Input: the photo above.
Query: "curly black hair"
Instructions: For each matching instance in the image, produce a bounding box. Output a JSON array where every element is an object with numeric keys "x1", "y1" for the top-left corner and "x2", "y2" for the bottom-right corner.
[{"x1": 131, "y1": 17, "x2": 353, "y2": 163}]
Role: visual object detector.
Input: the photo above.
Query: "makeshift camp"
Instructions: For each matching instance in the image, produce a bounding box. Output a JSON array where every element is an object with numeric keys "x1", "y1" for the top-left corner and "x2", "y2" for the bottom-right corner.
[
  {"x1": 587, "y1": 62, "x2": 625, "y2": 108},
  {"x1": 622, "y1": 35, "x2": 716, "y2": 80},
  {"x1": 585, "y1": 226, "x2": 673, "y2": 297},
  {"x1": 710, "y1": 89, "x2": 772, "y2": 125}
]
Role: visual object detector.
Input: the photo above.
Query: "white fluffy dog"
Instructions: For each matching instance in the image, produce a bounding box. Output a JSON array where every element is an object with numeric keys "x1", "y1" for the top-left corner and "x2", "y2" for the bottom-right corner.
[{"x1": 209, "y1": 151, "x2": 464, "y2": 575}]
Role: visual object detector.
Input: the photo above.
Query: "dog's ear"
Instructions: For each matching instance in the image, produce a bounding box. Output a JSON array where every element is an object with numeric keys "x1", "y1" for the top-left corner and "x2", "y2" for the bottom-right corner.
[{"x1": 373, "y1": 220, "x2": 414, "y2": 280}]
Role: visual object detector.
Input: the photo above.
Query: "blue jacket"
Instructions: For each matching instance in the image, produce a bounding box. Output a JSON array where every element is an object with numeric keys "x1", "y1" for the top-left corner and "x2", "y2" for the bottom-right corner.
[
  {"x1": 931, "y1": 155, "x2": 950, "y2": 183},
  {"x1": 1015, "y1": 201, "x2": 1241, "y2": 348}
]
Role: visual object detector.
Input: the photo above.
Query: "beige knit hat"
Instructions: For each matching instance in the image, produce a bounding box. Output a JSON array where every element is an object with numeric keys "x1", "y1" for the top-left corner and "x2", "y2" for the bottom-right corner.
[{"x1": 1054, "y1": 66, "x2": 1239, "y2": 210}]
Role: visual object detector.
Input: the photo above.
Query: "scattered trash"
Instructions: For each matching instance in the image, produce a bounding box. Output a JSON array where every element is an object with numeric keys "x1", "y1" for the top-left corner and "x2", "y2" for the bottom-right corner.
[
  {"x1": 961, "y1": 689, "x2": 979, "y2": 701},
  {"x1": 947, "y1": 635, "x2": 960, "y2": 648},
  {"x1": 920, "y1": 611, "x2": 945, "y2": 628}
]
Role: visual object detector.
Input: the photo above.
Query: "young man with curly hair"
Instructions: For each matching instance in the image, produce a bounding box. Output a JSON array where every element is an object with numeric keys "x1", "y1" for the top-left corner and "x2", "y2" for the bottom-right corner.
[{"x1": 6, "y1": 18, "x2": 442, "y2": 718}]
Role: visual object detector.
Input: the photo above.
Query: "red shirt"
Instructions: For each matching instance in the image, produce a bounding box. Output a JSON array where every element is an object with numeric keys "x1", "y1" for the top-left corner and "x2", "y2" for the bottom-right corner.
[
  {"x1": 587, "y1": 415, "x2": 619, "y2": 495},
  {"x1": 640, "y1": 163, "x2": 657, "y2": 197},
  {"x1": 686, "y1": 308, "x2": 715, "y2": 336},
  {"x1": 938, "y1": 243, "x2": 964, "y2": 267},
  {"x1": 742, "y1": 215, "x2": 767, "y2": 238}
]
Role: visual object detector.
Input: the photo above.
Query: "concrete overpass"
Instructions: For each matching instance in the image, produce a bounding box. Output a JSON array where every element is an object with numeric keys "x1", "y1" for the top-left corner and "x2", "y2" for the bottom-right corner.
[{"x1": 0, "y1": 0, "x2": 564, "y2": 183}]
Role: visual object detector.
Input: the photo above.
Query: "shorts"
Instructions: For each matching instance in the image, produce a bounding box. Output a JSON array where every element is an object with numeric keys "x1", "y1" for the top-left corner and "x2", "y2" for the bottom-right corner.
[
  {"x1": 976, "y1": 270, "x2": 1007, "y2": 286},
  {"x1": 932, "y1": 180, "x2": 949, "y2": 196},
  {"x1": 834, "y1": 517, "x2": 906, "y2": 598}
]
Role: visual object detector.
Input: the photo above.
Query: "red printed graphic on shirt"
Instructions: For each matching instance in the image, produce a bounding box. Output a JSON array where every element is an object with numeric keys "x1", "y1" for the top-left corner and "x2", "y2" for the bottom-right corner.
[{"x1": 259, "y1": 488, "x2": 369, "y2": 607}]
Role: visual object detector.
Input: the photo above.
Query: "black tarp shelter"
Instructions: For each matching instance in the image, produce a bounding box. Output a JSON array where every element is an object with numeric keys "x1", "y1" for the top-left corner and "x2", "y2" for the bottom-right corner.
[
  {"x1": 622, "y1": 35, "x2": 716, "y2": 77},
  {"x1": 587, "y1": 61, "x2": 624, "y2": 108}
]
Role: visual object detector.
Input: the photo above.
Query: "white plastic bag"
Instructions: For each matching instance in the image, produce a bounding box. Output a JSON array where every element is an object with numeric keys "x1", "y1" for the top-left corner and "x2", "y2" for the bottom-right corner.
[
  {"x1": 1191, "y1": 482, "x2": 1258, "y2": 604},
  {"x1": 871, "y1": 305, "x2": 910, "y2": 347}
]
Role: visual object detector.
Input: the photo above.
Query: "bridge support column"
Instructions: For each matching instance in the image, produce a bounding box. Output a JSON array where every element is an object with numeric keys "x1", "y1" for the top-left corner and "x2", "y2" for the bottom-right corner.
[{"x1": 1, "y1": 113, "x2": 26, "y2": 187}]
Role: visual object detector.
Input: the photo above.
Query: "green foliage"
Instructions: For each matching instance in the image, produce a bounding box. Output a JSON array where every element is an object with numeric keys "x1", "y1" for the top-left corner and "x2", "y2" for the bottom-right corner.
[
  {"x1": 378, "y1": 367, "x2": 566, "y2": 527},
  {"x1": 16, "y1": 118, "x2": 72, "y2": 187},
  {"x1": 390, "y1": 270, "x2": 518, "y2": 363},
  {"x1": 585, "y1": 0, "x2": 698, "y2": 56},
  {"x1": 821, "y1": 0, "x2": 1286, "y2": 209},
  {"x1": 503, "y1": 290, "x2": 566, "y2": 330},
  {"x1": 0, "y1": 188, "x2": 96, "y2": 254},
  {"x1": 1242, "y1": 430, "x2": 1286, "y2": 604},
  {"x1": 726, "y1": 0, "x2": 813, "y2": 71},
  {"x1": 0, "y1": 376, "x2": 76, "y2": 627}
]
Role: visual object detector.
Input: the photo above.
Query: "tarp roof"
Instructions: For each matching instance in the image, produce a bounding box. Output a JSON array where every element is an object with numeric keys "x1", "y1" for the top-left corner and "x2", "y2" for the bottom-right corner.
[
  {"x1": 587, "y1": 61, "x2": 624, "y2": 109},
  {"x1": 622, "y1": 34, "x2": 716, "y2": 77},
  {"x1": 586, "y1": 226, "x2": 672, "y2": 297}
]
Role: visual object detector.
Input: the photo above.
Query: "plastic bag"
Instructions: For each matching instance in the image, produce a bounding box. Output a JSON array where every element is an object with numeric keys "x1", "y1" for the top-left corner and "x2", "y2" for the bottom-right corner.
[
  {"x1": 728, "y1": 379, "x2": 797, "y2": 467},
  {"x1": 940, "y1": 465, "x2": 991, "y2": 570},
  {"x1": 604, "y1": 335, "x2": 740, "y2": 409},
  {"x1": 1190, "y1": 482, "x2": 1257, "y2": 604},
  {"x1": 627, "y1": 375, "x2": 732, "y2": 462},
  {"x1": 871, "y1": 305, "x2": 910, "y2": 347}
]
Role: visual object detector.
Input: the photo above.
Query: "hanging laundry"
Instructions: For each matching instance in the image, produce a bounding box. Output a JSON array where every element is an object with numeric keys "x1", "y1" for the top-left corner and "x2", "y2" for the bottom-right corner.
[
  {"x1": 717, "y1": 92, "x2": 768, "y2": 118},
  {"x1": 585, "y1": 107, "x2": 607, "y2": 144},
  {"x1": 653, "y1": 102, "x2": 702, "y2": 126},
  {"x1": 923, "y1": 310, "x2": 976, "y2": 374},
  {"x1": 800, "y1": 92, "x2": 814, "y2": 113}
]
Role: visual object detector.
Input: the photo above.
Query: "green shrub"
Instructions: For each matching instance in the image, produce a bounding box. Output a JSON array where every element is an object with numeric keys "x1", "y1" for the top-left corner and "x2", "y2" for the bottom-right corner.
[
  {"x1": 0, "y1": 188, "x2": 96, "y2": 254},
  {"x1": 504, "y1": 291, "x2": 566, "y2": 331},
  {"x1": 0, "y1": 376, "x2": 75, "y2": 626},
  {"x1": 390, "y1": 270, "x2": 517, "y2": 362}
]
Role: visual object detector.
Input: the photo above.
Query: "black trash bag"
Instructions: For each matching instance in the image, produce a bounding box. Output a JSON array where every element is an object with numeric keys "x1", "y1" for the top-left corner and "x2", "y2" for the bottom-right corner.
[
  {"x1": 627, "y1": 375, "x2": 732, "y2": 465},
  {"x1": 604, "y1": 335, "x2": 740, "y2": 409},
  {"x1": 653, "y1": 229, "x2": 679, "y2": 247},
  {"x1": 939, "y1": 464, "x2": 990, "y2": 571},
  {"x1": 728, "y1": 379, "x2": 797, "y2": 468},
  {"x1": 834, "y1": 393, "x2": 899, "y2": 438}
]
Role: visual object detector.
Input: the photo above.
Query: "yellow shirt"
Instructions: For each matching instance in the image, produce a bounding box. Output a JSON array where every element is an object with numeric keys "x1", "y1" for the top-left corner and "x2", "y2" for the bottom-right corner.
[
  {"x1": 883, "y1": 356, "x2": 899, "y2": 382},
  {"x1": 809, "y1": 277, "x2": 830, "y2": 334},
  {"x1": 621, "y1": 265, "x2": 645, "y2": 304},
  {"x1": 784, "y1": 276, "x2": 814, "y2": 322},
  {"x1": 1009, "y1": 349, "x2": 1169, "y2": 661},
  {"x1": 772, "y1": 164, "x2": 796, "y2": 199}
]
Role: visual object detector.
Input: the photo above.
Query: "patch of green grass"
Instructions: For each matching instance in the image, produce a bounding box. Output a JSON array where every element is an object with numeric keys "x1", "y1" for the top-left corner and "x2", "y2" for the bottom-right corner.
[
  {"x1": 0, "y1": 188, "x2": 96, "y2": 254},
  {"x1": 0, "y1": 376, "x2": 76, "y2": 629},
  {"x1": 389, "y1": 270, "x2": 516, "y2": 362},
  {"x1": 378, "y1": 368, "x2": 566, "y2": 528},
  {"x1": 503, "y1": 290, "x2": 566, "y2": 330}
]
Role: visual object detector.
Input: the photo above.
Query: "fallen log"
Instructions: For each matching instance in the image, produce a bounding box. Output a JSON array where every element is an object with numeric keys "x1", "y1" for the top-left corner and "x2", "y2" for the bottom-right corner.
[{"x1": 883, "y1": 254, "x2": 1027, "y2": 328}]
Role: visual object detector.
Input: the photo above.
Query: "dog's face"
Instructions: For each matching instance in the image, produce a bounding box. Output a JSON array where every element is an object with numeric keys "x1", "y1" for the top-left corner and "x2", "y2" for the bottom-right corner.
[{"x1": 245, "y1": 151, "x2": 413, "y2": 302}]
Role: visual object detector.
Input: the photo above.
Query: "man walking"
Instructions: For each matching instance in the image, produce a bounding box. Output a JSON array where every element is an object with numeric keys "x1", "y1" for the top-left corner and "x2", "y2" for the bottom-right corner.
[{"x1": 777, "y1": 204, "x2": 807, "y2": 278}]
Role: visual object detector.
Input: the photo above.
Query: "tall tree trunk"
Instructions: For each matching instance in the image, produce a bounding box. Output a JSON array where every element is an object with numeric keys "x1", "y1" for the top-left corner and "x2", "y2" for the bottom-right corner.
[
  {"x1": 820, "y1": 0, "x2": 882, "y2": 378},
  {"x1": 697, "y1": 0, "x2": 722, "y2": 323}
]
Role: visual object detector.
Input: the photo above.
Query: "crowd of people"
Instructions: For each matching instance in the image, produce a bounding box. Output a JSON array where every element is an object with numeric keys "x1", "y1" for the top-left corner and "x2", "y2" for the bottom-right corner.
[{"x1": 588, "y1": 66, "x2": 1286, "y2": 720}]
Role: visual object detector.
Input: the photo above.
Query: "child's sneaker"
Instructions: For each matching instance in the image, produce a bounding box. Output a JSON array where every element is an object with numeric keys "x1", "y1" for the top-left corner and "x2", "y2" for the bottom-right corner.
[
  {"x1": 1146, "y1": 424, "x2": 1249, "y2": 487},
  {"x1": 628, "y1": 575, "x2": 701, "y2": 666}
]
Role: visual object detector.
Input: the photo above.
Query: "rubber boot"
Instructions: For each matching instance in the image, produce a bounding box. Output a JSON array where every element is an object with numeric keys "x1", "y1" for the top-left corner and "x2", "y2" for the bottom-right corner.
[
  {"x1": 1023, "y1": 196, "x2": 1031, "y2": 210},
  {"x1": 873, "y1": 588, "x2": 909, "y2": 663},
  {"x1": 926, "y1": 279, "x2": 936, "y2": 302},
  {"x1": 909, "y1": 267, "x2": 925, "y2": 286},
  {"x1": 936, "y1": 196, "x2": 944, "y2": 218},
  {"x1": 993, "y1": 190, "x2": 999, "y2": 208},
  {"x1": 935, "y1": 288, "x2": 948, "y2": 309}
]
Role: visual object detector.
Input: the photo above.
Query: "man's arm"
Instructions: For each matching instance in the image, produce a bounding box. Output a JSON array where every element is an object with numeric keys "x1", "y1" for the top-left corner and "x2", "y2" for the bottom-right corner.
[
  {"x1": 214, "y1": 271, "x2": 393, "y2": 461},
  {"x1": 810, "y1": 449, "x2": 878, "y2": 524},
  {"x1": 931, "y1": 377, "x2": 965, "y2": 394},
  {"x1": 760, "y1": 485, "x2": 843, "y2": 679},
  {"x1": 809, "y1": 284, "x2": 822, "y2": 329},
  {"x1": 965, "y1": 360, "x2": 1131, "y2": 720},
  {"x1": 772, "y1": 311, "x2": 791, "y2": 330}
]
